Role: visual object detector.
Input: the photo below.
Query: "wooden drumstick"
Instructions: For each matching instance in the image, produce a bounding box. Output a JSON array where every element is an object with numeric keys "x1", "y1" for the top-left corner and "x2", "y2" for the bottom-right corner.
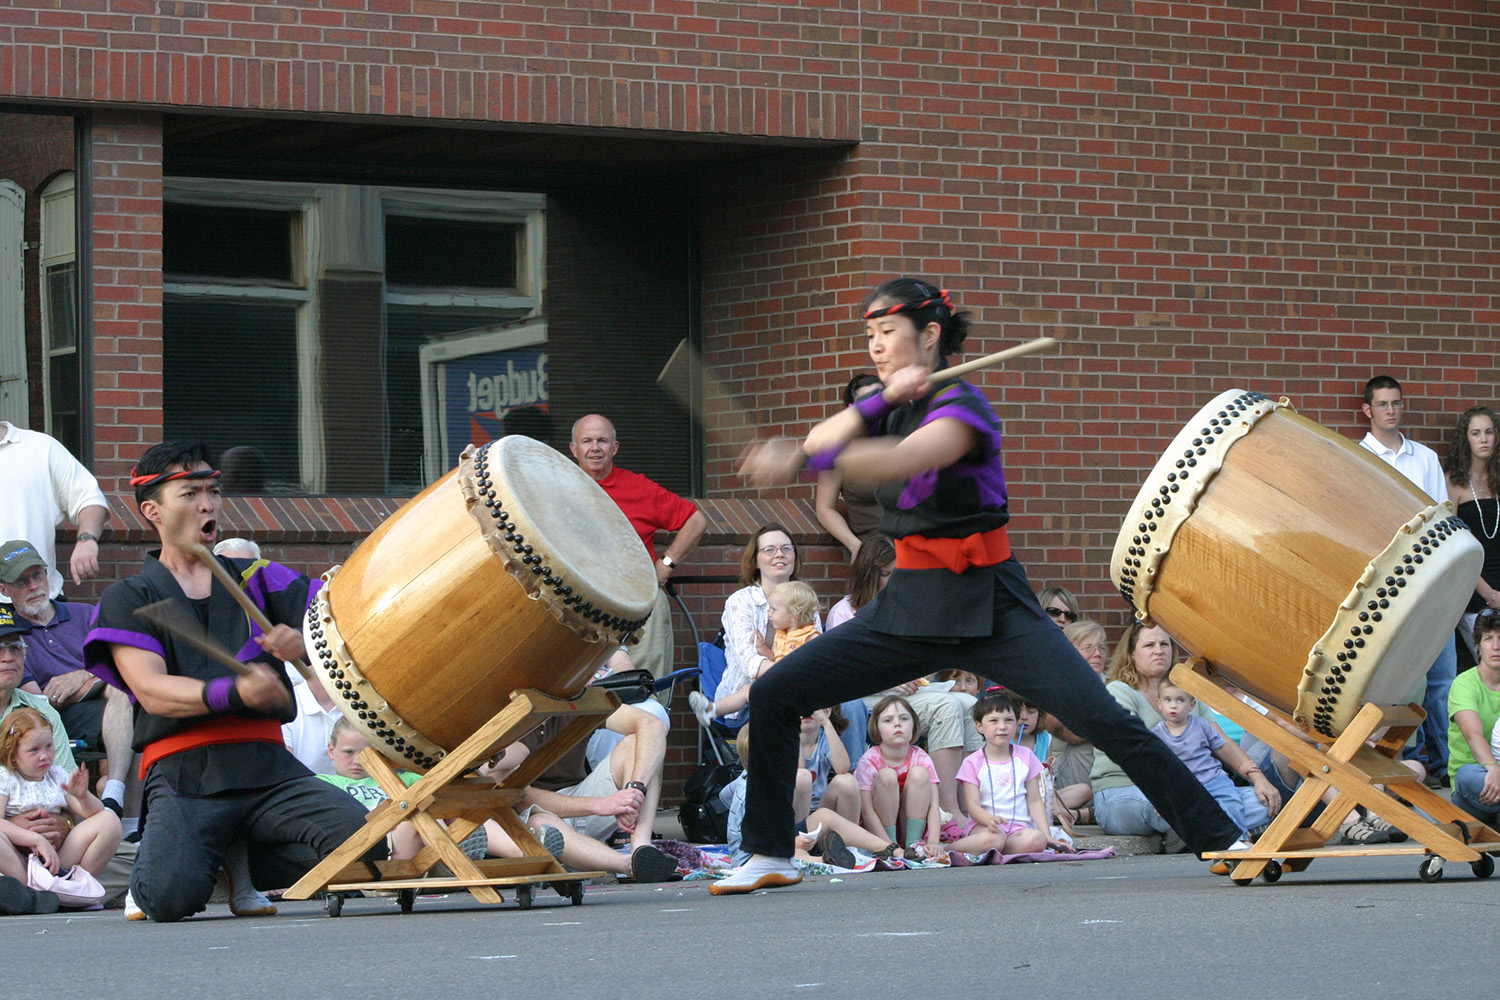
[
  {"x1": 190, "y1": 543, "x2": 316, "y2": 680},
  {"x1": 927, "y1": 336, "x2": 1058, "y2": 381},
  {"x1": 132, "y1": 600, "x2": 252, "y2": 677},
  {"x1": 658, "y1": 336, "x2": 1060, "y2": 422}
]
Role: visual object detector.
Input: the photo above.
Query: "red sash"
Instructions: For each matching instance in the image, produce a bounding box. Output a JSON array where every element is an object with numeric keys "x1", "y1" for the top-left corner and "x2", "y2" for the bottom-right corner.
[
  {"x1": 894, "y1": 525, "x2": 1011, "y2": 575},
  {"x1": 140, "y1": 716, "x2": 283, "y2": 779}
]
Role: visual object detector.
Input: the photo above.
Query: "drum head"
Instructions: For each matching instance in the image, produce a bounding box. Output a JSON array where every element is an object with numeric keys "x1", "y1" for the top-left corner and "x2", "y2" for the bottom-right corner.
[{"x1": 484, "y1": 435, "x2": 658, "y2": 623}]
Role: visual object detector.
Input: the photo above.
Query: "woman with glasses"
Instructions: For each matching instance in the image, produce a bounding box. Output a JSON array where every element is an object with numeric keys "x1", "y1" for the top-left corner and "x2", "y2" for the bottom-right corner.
[
  {"x1": 694, "y1": 524, "x2": 812, "y2": 726},
  {"x1": 1039, "y1": 586, "x2": 1079, "y2": 627},
  {"x1": 712, "y1": 278, "x2": 1241, "y2": 894}
]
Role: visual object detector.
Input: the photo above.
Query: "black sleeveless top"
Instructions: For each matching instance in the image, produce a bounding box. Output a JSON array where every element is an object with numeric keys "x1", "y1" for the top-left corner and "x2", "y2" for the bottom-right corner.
[{"x1": 1456, "y1": 498, "x2": 1500, "y2": 613}]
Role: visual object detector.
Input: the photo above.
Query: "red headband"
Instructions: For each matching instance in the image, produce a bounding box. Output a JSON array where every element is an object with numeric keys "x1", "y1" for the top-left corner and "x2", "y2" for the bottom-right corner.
[
  {"x1": 863, "y1": 288, "x2": 952, "y2": 321},
  {"x1": 129, "y1": 467, "x2": 221, "y2": 489}
]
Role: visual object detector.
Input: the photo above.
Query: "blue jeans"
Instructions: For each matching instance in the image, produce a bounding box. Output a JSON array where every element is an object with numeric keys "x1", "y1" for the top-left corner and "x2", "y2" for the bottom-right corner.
[
  {"x1": 839, "y1": 698, "x2": 868, "y2": 764},
  {"x1": 1450, "y1": 763, "x2": 1500, "y2": 825},
  {"x1": 1403, "y1": 635, "x2": 1457, "y2": 776},
  {"x1": 1093, "y1": 784, "x2": 1171, "y2": 837}
]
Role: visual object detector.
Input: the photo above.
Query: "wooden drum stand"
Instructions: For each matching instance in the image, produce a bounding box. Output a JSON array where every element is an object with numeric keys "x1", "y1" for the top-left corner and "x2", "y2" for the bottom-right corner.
[
  {"x1": 285, "y1": 687, "x2": 617, "y2": 915},
  {"x1": 1179, "y1": 660, "x2": 1500, "y2": 885}
]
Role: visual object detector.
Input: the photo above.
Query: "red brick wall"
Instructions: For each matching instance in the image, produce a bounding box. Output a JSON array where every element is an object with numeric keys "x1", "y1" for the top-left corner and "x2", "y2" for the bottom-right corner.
[
  {"x1": 88, "y1": 110, "x2": 164, "y2": 494},
  {"x1": 697, "y1": 1, "x2": 1500, "y2": 632},
  {"x1": 0, "y1": 0, "x2": 859, "y2": 141},
  {"x1": 6, "y1": 1, "x2": 1499, "y2": 798}
]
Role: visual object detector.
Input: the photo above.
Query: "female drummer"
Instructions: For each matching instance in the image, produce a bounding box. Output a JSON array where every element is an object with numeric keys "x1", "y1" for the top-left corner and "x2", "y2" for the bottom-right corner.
[
  {"x1": 711, "y1": 278, "x2": 1242, "y2": 894},
  {"x1": 1444, "y1": 406, "x2": 1500, "y2": 660}
]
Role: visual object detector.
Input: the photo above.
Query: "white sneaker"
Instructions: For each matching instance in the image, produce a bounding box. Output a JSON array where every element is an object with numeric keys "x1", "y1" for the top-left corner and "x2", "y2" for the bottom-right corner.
[
  {"x1": 707, "y1": 854, "x2": 802, "y2": 896},
  {"x1": 124, "y1": 891, "x2": 145, "y2": 921},
  {"x1": 688, "y1": 690, "x2": 717, "y2": 728},
  {"x1": 1226, "y1": 839, "x2": 1252, "y2": 852}
]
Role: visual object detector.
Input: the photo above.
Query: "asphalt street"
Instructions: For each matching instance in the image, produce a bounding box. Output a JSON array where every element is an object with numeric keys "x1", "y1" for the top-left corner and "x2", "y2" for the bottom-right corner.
[{"x1": 17, "y1": 851, "x2": 1496, "y2": 999}]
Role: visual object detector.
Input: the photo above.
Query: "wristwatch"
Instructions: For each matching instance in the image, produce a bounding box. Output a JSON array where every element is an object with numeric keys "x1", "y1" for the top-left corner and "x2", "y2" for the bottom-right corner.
[
  {"x1": 659, "y1": 555, "x2": 676, "y2": 569},
  {"x1": 77, "y1": 532, "x2": 99, "y2": 544}
]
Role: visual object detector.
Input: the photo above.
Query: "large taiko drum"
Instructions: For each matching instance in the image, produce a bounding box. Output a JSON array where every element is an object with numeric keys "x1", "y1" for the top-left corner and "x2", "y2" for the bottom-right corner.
[
  {"x1": 1111, "y1": 389, "x2": 1483, "y2": 738},
  {"x1": 303, "y1": 437, "x2": 658, "y2": 769}
]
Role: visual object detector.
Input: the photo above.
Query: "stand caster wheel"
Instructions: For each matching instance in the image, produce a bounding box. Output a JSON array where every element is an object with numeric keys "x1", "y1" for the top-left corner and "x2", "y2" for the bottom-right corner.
[
  {"x1": 1261, "y1": 860, "x2": 1282, "y2": 884},
  {"x1": 516, "y1": 884, "x2": 534, "y2": 910},
  {"x1": 1418, "y1": 856, "x2": 1444, "y2": 883},
  {"x1": 326, "y1": 893, "x2": 344, "y2": 918},
  {"x1": 569, "y1": 881, "x2": 585, "y2": 906},
  {"x1": 398, "y1": 889, "x2": 416, "y2": 913},
  {"x1": 1471, "y1": 853, "x2": 1495, "y2": 880}
]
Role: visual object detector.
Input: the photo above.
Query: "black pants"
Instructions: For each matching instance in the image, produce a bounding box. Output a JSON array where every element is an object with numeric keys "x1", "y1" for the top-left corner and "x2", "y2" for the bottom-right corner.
[
  {"x1": 742, "y1": 587, "x2": 1241, "y2": 858},
  {"x1": 131, "y1": 768, "x2": 383, "y2": 922}
]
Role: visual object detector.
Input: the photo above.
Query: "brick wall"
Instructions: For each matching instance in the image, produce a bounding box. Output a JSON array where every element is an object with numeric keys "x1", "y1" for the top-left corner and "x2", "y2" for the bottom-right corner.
[
  {"x1": 6, "y1": 1, "x2": 1499, "y2": 798},
  {"x1": 88, "y1": 110, "x2": 164, "y2": 494},
  {"x1": 697, "y1": 1, "x2": 1500, "y2": 632},
  {"x1": 0, "y1": 0, "x2": 860, "y2": 140}
]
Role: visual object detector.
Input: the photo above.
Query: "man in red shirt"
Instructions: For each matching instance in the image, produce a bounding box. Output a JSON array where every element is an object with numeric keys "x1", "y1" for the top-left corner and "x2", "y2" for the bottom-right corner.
[{"x1": 570, "y1": 414, "x2": 707, "y2": 683}]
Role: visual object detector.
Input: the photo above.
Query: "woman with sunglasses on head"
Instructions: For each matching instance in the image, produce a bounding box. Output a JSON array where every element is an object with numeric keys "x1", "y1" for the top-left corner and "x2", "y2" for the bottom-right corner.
[{"x1": 713, "y1": 278, "x2": 1242, "y2": 894}]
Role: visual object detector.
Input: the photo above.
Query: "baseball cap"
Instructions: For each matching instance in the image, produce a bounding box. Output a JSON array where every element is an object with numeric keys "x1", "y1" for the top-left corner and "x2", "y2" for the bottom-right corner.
[
  {"x1": 0, "y1": 541, "x2": 47, "y2": 586},
  {"x1": 0, "y1": 603, "x2": 31, "y2": 640}
]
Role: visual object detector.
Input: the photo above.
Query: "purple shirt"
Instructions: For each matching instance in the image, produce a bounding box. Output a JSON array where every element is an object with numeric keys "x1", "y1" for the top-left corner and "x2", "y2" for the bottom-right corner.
[
  {"x1": 1151, "y1": 714, "x2": 1229, "y2": 785},
  {"x1": 20, "y1": 600, "x2": 93, "y2": 688}
]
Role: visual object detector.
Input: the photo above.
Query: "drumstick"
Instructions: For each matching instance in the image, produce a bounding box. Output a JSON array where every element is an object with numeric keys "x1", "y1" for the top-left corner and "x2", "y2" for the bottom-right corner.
[
  {"x1": 132, "y1": 600, "x2": 252, "y2": 677},
  {"x1": 655, "y1": 339, "x2": 756, "y2": 450},
  {"x1": 190, "y1": 543, "x2": 316, "y2": 680},
  {"x1": 927, "y1": 337, "x2": 1058, "y2": 381}
]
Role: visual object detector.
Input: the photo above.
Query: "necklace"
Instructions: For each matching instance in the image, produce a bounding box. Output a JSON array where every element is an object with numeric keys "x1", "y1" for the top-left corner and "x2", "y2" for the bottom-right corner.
[{"x1": 1471, "y1": 477, "x2": 1498, "y2": 540}]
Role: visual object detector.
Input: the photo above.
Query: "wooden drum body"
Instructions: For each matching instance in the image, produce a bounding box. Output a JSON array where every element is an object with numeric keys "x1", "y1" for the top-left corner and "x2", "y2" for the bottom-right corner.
[
  {"x1": 304, "y1": 437, "x2": 658, "y2": 768},
  {"x1": 1111, "y1": 389, "x2": 1483, "y2": 738}
]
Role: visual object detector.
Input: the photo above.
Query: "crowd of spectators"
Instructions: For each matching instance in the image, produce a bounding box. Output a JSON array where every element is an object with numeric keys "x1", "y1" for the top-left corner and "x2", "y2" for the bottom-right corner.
[{"x1": 2, "y1": 372, "x2": 1498, "y2": 916}]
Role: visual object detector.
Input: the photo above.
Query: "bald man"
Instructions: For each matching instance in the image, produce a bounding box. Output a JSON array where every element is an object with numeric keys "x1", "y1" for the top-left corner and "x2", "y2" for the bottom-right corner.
[{"x1": 570, "y1": 415, "x2": 707, "y2": 683}]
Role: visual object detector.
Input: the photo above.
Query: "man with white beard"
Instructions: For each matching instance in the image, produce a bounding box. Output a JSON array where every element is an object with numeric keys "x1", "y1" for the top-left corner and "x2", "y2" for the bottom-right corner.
[{"x1": 0, "y1": 539, "x2": 135, "y2": 815}]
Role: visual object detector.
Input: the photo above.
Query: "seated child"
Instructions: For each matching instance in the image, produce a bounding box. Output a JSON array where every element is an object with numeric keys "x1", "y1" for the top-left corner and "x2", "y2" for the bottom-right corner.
[
  {"x1": 319, "y1": 718, "x2": 488, "y2": 862},
  {"x1": 0, "y1": 707, "x2": 122, "y2": 885},
  {"x1": 723, "y1": 724, "x2": 891, "y2": 869},
  {"x1": 1152, "y1": 679, "x2": 1274, "y2": 845},
  {"x1": 854, "y1": 695, "x2": 942, "y2": 858},
  {"x1": 692, "y1": 580, "x2": 821, "y2": 725},
  {"x1": 948, "y1": 692, "x2": 1070, "y2": 857},
  {"x1": 938, "y1": 669, "x2": 981, "y2": 697},
  {"x1": 797, "y1": 706, "x2": 859, "y2": 824}
]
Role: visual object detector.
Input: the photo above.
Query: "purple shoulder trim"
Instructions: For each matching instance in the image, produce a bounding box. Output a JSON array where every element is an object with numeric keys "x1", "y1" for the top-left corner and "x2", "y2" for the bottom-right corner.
[{"x1": 83, "y1": 625, "x2": 164, "y2": 703}]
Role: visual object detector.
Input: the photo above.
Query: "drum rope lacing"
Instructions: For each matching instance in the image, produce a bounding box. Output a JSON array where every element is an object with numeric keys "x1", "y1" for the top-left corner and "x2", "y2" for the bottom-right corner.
[
  {"x1": 1469, "y1": 478, "x2": 1498, "y2": 540},
  {"x1": 470, "y1": 441, "x2": 649, "y2": 644}
]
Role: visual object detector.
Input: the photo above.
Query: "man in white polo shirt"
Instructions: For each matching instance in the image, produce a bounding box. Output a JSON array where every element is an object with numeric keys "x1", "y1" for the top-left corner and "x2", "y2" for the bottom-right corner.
[
  {"x1": 0, "y1": 422, "x2": 109, "y2": 599},
  {"x1": 1359, "y1": 374, "x2": 1457, "y2": 787}
]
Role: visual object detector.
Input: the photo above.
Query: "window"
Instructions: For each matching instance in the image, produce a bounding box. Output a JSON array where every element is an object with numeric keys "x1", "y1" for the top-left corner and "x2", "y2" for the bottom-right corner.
[
  {"x1": 39, "y1": 172, "x2": 80, "y2": 456},
  {"x1": 162, "y1": 179, "x2": 543, "y2": 495}
]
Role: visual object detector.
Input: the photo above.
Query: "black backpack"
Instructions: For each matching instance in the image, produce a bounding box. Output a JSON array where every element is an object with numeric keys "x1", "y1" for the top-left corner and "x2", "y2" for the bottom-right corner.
[{"x1": 677, "y1": 760, "x2": 741, "y2": 844}]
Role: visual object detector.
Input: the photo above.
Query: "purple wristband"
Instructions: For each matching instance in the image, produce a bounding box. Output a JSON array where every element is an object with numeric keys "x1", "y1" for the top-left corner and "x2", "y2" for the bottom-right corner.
[
  {"x1": 804, "y1": 446, "x2": 844, "y2": 473},
  {"x1": 203, "y1": 676, "x2": 236, "y2": 714},
  {"x1": 853, "y1": 391, "x2": 895, "y2": 426}
]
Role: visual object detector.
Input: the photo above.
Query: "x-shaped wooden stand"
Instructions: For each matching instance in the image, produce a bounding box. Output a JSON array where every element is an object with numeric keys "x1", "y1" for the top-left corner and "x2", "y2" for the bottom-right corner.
[
  {"x1": 1179, "y1": 660, "x2": 1500, "y2": 885},
  {"x1": 286, "y1": 687, "x2": 617, "y2": 912}
]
